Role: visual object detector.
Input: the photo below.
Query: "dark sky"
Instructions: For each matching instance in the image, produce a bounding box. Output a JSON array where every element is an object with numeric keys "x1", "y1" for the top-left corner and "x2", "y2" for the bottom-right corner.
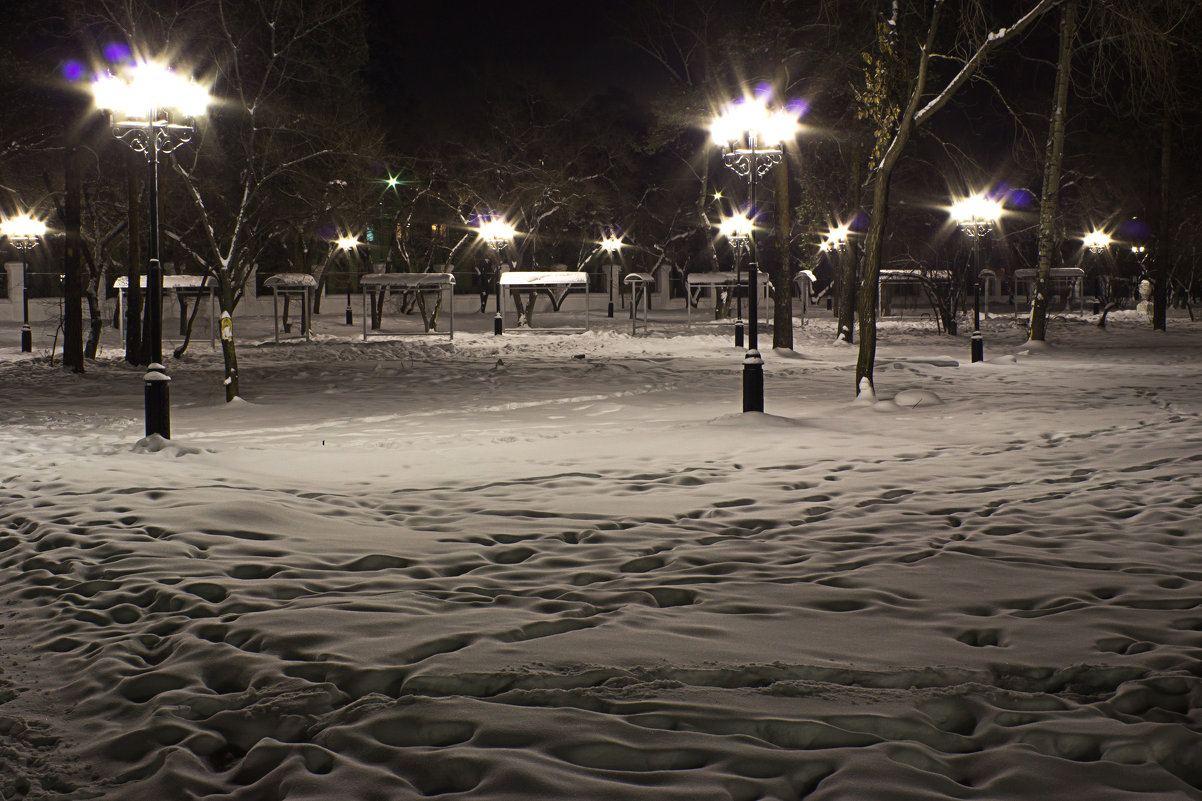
[{"x1": 363, "y1": 0, "x2": 658, "y2": 124}]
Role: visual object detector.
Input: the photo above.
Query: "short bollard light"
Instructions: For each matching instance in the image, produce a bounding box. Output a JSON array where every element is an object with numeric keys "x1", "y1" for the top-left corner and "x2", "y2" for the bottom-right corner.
[{"x1": 144, "y1": 363, "x2": 171, "y2": 439}]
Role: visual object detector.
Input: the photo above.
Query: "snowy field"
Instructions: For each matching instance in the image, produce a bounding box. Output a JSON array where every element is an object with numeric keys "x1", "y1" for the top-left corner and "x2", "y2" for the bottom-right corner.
[{"x1": 1, "y1": 306, "x2": 1201, "y2": 800}]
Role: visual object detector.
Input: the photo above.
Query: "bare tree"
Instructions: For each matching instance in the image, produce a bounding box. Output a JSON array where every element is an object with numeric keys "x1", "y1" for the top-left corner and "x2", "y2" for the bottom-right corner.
[
  {"x1": 1078, "y1": 0, "x2": 1202, "y2": 332},
  {"x1": 76, "y1": 0, "x2": 376, "y2": 400},
  {"x1": 1028, "y1": 0, "x2": 1079, "y2": 343},
  {"x1": 854, "y1": 0, "x2": 1059, "y2": 395}
]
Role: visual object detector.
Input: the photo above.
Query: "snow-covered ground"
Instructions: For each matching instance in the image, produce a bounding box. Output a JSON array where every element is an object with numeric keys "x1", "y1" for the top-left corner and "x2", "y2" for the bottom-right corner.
[{"x1": 1, "y1": 306, "x2": 1201, "y2": 800}]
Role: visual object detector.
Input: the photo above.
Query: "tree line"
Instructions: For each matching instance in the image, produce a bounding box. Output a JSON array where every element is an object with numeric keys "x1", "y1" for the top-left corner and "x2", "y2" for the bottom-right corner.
[{"x1": 1, "y1": 0, "x2": 1199, "y2": 399}]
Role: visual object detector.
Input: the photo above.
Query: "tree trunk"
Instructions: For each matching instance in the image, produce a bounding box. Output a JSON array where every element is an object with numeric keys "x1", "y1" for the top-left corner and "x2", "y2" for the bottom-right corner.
[
  {"x1": 1152, "y1": 113, "x2": 1171, "y2": 331},
  {"x1": 836, "y1": 151, "x2": 863, "y2": 344},
  {"x1": 125, "y1": 150, "x2": 145, "y2": 365},
  {"x1": 772, "y1": 154, "x2": 793, "y2": 350},
  {"x1": 856, "y1": 169, "x2": 893, "y2": 393},
  {"x1": 62, "y1": 123, "x2": 84, "y2": 372},
  {"x1": 218, "y1": 276, "x2": 240, "y2": 401},
  {"x1": 836, "y1": 242, "x2": 858, "y2": 342},
  {"x1": 1029, "y1": 0, "x2": 1077, "y2": 342},
  {"x1": 856, "y1": 5, "x2": 943, "y2": 394},
  {"x1": 220, "y1": 334, "x2": 240, "y2": 402}
]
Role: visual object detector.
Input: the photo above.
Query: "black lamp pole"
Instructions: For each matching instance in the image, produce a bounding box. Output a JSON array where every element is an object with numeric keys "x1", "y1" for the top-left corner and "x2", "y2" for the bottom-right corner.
[
  {"x1": 142, "y1": 109, "x2": 172, "y2": 438},
  {"x1": 743, "y1": 139, "x2": 763, "y2": 412},
  {"x1": 17, "y1": 243, "x2": 34, "y2": 353},
  {"x1": 491, "y1": 241, "x2": 505, "y2": 335},
  {"x1": 971, "y1": 233, "x2": 983, "y2": 363}
]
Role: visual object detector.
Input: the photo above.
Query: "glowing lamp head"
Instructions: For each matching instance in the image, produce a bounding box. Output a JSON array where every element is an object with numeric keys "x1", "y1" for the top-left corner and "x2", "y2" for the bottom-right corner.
[
  {"x1": 336, "y1": 235, "x2": 360, "y2": 252},
  {"x1": 951, "y1": 194, "x2": 1003, "y2": 236},
  {"x1": 719, "y1": 212, "x2": 755, "y2": 245},
  {"x1": 476, "y1": 218, "x2": 516, "y2": 249},
  {"x1": 821, "y1": 224, "x2": 850, "y2": 252},
  {"x1": 1083, "y1": 231, "x2": 1111, "y2": 253},
  {"x1": 0, "y1": 213, "x2": 48, "y2": 243},
  {"x1": 92, "y1": 61, "x2": 211, "y2": 119},
  {"x1": 600, "y1": 234, "x2": 623, "y2": 254},
  {"x1": 711, "y1": 96, "x2": 800, "y2": 147}
]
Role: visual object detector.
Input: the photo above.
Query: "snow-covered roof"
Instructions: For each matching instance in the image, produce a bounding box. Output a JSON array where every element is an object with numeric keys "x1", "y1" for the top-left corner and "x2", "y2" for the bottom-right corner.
[
  {"x1": 263, "y1": 273, "x2": 318, "y2": 288},
  {"x1": 879, "y1": 269, "x2": 952, "y2": 282},
  {"x1": 360, "y1": 273, "x2": 455, "y2": 288},
  {"x1": 1013, "y1": 267, "x2": 1085, "y2": 279},
  {"x1": 623, "y1": 272, "x2": 655, "y2": 284},
  {"x1": 685, "y1": 271, "x2": 766, "y2": 285},
  {"x1": 113, "y1": 274, "x2": 212, "y2": 289},
  {"x1": 499, "y1": 271, "x2": 588, "y2": 286}
]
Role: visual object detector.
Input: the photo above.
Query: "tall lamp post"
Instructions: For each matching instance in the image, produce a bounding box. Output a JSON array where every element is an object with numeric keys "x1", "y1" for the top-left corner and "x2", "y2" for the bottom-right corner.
[
  {"x1": 336, "y1": 234, "x2": 361, "y2": 325},
  {"x1": 951, "y1": 194, "x2": 1002, "y2": 364},
  {"x1": 1083, "y1": 230, "x2": 1111, "y2": 313},
  {"x1": 476, "y1": 217, "x2": 515, "y2": 335},
  {"x1": 719, "y1": 211, "x2": 754, "y2": 337},
  {"x1": 820, "y1": 224, "x2": 849, "y2": 315},
  {"x1": 93, "y1": 60, "x2": 210, "y2": 439},
  {"x1": 600, "y1": 231, "x2": 623, "y2": 318},
  {"x1": 711, "y1": 96, "x2": 799, "y2": 413},
  {"x1": 1, "y1": 213, "x2": 47, "y2": 353}
]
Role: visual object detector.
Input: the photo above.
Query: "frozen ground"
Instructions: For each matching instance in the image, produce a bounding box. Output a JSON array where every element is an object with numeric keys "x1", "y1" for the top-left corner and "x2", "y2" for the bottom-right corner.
[{"x1": 1, "y1": 306, "x2": 1201, "y2": 800}]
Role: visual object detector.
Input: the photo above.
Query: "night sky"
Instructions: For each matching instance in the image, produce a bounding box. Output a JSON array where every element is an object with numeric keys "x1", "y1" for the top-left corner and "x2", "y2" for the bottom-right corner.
[{"x1": 363, "y1": 0, "x2": 659, "y2": 134}]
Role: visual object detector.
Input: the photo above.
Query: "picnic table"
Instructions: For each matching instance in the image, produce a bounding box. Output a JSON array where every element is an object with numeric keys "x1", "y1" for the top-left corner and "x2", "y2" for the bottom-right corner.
[
  {"x1": 498, "y1": 271, "x2": 590, "y2": 332},
  {"x1": 114, "y1": 274, "x2": 216, "y2": 344},
  {"x1": 623, "y1": 272, "x2": 655, "y2": 334},
  {"x1": 263, "y1": 273, "x2": 317, "y2": 342},
  {"x1": 360, "y1": 272, "x2": 456, "y2": 340},
  {"x1": 684, "y1": 270, "x2": 768, "y2": 325}
]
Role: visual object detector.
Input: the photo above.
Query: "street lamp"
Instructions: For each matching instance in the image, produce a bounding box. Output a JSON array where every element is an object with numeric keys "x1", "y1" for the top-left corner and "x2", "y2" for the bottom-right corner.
[
  {"x1": 600, "y1": 230, "x2": 623, "y2": 318},
  {"x1": 1082, "y1": 230, "x2": 1112, "y2": 313},
  {"x1": 712, "y1": 94, "x2": 800, "y2": 413},
  {"x1": 950, "y1": 193, "x2": 1003, "y2": 363},
  {"x1": 719, "y1": 211, "x2": 754, "y2": 346},
  {"x1": 476, "y1": 216, "x2": 515, "y2": 335},
  {"x1": 0, "y1": 213, "x2": 47, "y2": 352},
  {"x1": 336, "y1": 234, "x2": 361, "y2": 325},
  {"x1": 92, "y1": 59, "x2": 211, "y2": 439},
  {"x1": 820, "y1": 223, "x2": 850, "y2": 254},
  {"x1": 1083, "y1": 230, "x2": 1111, "y2": 254}
]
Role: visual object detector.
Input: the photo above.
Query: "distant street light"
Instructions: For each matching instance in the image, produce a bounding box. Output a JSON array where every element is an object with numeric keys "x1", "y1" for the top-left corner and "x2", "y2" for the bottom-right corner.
[
  {"x1": 951, "y1": 194, "x2": 1003, "y2": 363},
  {"x1": 93, "y1": 59, "x2": 211, "y2": 439},
  {"x1": 0, "y1": 213, "x2": 47, "y2": 352},
  {"x1": 719, "y1": 211, "x2": 754, "y2": 346},
  {"x1": 712, "y1": 94, "x2": 800, "y2": 413},
  {"x1": 336, "y1": 234, "x2": 361, "y2": 325},
  {"x1": 1083, "y1": 230, "x2": 1111, "y2": 254},
  {"x1": 1082, "y1": 230, "x2": 1112, "y2": 313},
  {"x1": 600, "y1": 231, "x2": 623, "y2": 319},
  {"x1": 476, "y1": 217, "x2": 515, "y2": 335},
  {"x1": 820, "y1": 223, "x2": 850, "y2": 254}
]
